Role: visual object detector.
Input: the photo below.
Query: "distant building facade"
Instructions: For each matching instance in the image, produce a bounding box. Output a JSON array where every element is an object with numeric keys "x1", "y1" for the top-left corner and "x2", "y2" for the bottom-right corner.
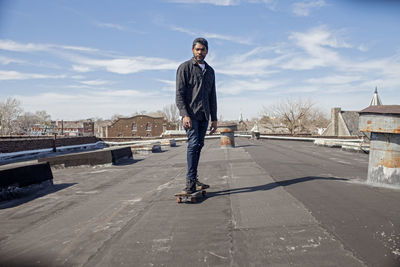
[
  {"x1": 322, "y1": 87, "x2": 383, "y2": 137},
  {"x1": 54, "y1": 121, "x2": 84, "y2": 136},
  {"x1": 29, "y1": 120, "x2": 86, "y2": 136},
  {"x1": 106, "y1": 115, "x2": 165, "y2": 138},
  {"x1": 83, "y1": 121, "x2": 95, "y2": 136}
]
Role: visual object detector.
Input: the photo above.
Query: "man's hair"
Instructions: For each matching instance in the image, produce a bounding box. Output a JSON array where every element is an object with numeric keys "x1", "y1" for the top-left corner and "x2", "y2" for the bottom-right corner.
[{"x1": 192, "y1": 37, "x2": 208, "y2": 50}]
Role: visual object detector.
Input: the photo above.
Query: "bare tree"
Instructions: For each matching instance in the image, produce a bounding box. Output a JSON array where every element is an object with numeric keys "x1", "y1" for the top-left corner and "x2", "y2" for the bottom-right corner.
[
  {"x1": 301, "y1": 108, "x2": 329, "y2": 134},
  {"x1": 259, "y1": 115, "x2": 272, "y2": 125},
  {"x1": 162, "y1": 104, "x2": 179, "y2": 124},
  {"x1": 111, "y1": 114, "x2": 128, "y2": 122},
  {"x1": 147, "y1": 110, "x2": 165, "y2": 117},
  {"x1": 35, "y1": 110, "x2": 51, "y2": 125},
  {"x1": 17, "y1": 112, "x2": 39, "y2": 134},
  {"x1": 0, "y1": 97, "x2": 22, "y2": 135},
  {"x1": 264, "y1": 98, "x2": 315, "y2": 134},
  {"x1": 15, "y1": 110, "x2": 52, "y2": 135}
]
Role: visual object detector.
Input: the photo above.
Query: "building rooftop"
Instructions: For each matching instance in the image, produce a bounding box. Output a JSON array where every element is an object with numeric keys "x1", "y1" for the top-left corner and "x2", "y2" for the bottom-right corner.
[
  {"x1": 0, "y1": 138, "x2": 399, "y2": 266},
  {"x1": 360, "y1": 105, "x2": 400, "y2": 114}
]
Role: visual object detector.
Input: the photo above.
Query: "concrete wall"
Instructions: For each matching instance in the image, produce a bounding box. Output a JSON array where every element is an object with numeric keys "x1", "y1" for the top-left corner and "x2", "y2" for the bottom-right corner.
[
  {"x1": 0, "y1": 136, "x2": 99, "y2": 153},
  {"x1": 338, "y1": 114, "x2": 351, "y2": 136},
  {"x1": 0, "y1": 162, "x2": 53, "y2": 189},
  {"x1": 341, "y1": 111, "x2": 361, "y2": 136},
  {"x1": 38, "y1": 147, "x2": 133, "y2": 167},
  {"x1": 367, "y1": 133, "x2": 400, "y2": 185}
]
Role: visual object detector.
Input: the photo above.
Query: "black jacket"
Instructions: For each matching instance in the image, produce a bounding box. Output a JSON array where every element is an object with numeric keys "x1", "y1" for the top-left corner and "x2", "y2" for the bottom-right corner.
[{"x1": 176, "y1": 58, "x2": 217, "y2": 121}]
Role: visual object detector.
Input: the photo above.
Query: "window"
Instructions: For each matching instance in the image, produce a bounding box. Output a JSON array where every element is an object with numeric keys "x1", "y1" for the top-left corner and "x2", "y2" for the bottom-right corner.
[
  {"x1": 132, "y1": 123, "x2": 137, "y2": 131},
  {"x1": 146, "y1": 123, "x2": 151, "y2": 131}
]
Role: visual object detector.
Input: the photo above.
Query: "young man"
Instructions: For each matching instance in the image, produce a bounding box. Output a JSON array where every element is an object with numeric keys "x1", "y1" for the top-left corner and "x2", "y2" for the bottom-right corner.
[{"x1": 176, "y1": 37, "x2": 218, "y2": 194}]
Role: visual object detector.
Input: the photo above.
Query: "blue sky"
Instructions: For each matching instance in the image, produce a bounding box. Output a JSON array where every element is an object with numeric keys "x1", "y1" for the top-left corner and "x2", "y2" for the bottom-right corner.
[{"x1": 0, "y1": 0, "x2": 399, "y2": 121}]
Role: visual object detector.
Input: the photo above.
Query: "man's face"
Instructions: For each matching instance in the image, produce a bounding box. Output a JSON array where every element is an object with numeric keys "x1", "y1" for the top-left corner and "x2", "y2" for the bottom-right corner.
[{"x1": 192, "y1": 43, "x2": 208, "y2": 63}]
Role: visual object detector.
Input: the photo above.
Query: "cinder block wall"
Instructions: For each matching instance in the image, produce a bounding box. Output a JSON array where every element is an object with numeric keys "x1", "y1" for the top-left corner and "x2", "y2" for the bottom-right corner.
[{"x1": 0, "y1": 136, "x2": 99, "y2": 153}]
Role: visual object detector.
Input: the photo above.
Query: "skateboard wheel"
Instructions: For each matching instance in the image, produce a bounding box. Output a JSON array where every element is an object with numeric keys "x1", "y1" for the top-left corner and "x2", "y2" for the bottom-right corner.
[
  {"x1": 191, "y1": 197, "x2": 196, "y2": 203},
  {"x1": 177, "y1": 197, "x2": 182, "y2": 203},
  {"x1": 202, "y1": 191, "x2": 206, "y2": 197}
]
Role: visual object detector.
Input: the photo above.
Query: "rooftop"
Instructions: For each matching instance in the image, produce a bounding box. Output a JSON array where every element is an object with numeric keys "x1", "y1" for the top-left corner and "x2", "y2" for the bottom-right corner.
[
  {"x1": 0, "y1": 138, "x2": 399, "y2": 266},
  {"x1": 360, "y1": 105, "x2": 400, "y2": 114}
]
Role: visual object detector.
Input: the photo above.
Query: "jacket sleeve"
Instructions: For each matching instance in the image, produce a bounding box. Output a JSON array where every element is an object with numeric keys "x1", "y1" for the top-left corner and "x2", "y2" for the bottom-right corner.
[
  {"x1": 175, "y1": 64, "x2": 189, "y2": 117},
  {"x1": 210, "y1": 75, "x2": 218, "y2": 122}
]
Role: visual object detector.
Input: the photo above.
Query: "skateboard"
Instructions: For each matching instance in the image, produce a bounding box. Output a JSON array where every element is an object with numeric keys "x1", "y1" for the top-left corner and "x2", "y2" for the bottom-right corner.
[{"x1": 174, "y1": 190, "x2": 206, "y2": 203}]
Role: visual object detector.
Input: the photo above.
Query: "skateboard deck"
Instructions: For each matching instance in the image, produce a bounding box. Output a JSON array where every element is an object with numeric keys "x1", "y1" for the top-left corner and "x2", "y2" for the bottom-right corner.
[{"x1": 174, "y1": 190, "x2": 206, "y2": 203}]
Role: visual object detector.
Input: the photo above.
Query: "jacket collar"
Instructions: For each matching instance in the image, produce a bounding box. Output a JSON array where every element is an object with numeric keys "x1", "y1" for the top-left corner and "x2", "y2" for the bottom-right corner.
[{"x1": 191, "y1": 57, "x2": 208, "y2": 68}]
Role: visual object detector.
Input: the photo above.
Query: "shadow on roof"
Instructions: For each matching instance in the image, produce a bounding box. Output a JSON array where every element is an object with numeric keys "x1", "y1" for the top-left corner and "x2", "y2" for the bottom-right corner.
[
  {"x1": 0, "y1": 183, "x2": 77, "y2": 210},
  {"x1": 114, "y1": 158, "x2": 144, "y2": 166},
  {"x1": 234, "y1": 144, "x2": 259, "y2": 148},
  {"x1": 208, "y1": 176, "x2": 348, "y2": 198}
]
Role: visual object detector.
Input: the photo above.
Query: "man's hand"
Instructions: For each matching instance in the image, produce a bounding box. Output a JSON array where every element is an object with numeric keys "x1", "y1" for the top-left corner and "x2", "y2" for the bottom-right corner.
[
  {"x1": 209, "y1": 121, "x2": 218, "y2": 135},
  {"x1": 183, "y1": 116, "x2": 192, "y2": 129}
]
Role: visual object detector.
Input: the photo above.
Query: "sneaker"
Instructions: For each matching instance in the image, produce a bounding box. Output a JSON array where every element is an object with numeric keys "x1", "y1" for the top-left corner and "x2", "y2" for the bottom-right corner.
[
  {"x1": 183, "y1": 179, "x2": 196, "y2": 194},
  {"x1": 182, "y1": 187, "x2": 195, "y2": 194},
  {"x1": 196, "y1": 180, "x2": 210, "y2": 190}
]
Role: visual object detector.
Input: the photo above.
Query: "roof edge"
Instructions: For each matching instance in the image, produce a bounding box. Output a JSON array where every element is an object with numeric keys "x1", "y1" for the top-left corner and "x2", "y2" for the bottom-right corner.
[{"x1": 359, "y1": 105, "x2": 400, "y2": 115}]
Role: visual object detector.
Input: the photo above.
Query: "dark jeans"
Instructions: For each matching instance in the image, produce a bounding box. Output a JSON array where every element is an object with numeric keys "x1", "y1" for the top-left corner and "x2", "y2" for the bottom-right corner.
[{"x1": 186, "y1": 119, "x2": 209, "y2": 183}]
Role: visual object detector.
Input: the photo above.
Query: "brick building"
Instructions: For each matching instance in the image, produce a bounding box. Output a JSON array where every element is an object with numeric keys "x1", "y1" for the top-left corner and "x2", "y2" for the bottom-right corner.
[{"x1": 105, "y1": 115, "x2": 166, "y2": 138}]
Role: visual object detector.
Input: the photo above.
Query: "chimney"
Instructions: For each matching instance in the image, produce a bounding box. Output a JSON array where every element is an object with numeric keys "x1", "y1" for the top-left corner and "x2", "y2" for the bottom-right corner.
[{"x1": 331, "y1": 107, "x2": 341, "y2": 136}]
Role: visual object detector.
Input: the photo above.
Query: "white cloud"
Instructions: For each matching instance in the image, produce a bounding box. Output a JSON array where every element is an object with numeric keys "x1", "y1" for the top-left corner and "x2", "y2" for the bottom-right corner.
[
  {"x1": 0, "y1": 70, "x2": 66, "y2": 80},
  {"x1": 248, "y1": 0, "x2": 277, "y2": 10},
  {"x1": 65, "y1": 84, "x2": 92, "y2": 89},
  {"x1": 0, "y1": 40, "x2": 48, "y2": 52},
  {"x1": 14, "y1": 90, "x2": 167, "y2": 120},
  {"x1": 292, "y1": 0, "x2": 326, "y2": 16},
  {"x1": 218, "y1": 94, "x2": 273, "y2": 120},
  {"x1": 275, "y1": 25, "x2": 400, "y2": 91},
  {"x1": 281, "y1": 26, "x2": 351, "y2": 70},
  {"x1": 306, "y1": 75, "x2": 362, "y2": 85},
  {"x1": 282, "y1": 86, "x2": 321, "y2": 93},
  {"x1": 157, "y1": 79, "x2": 176, "y2": 92},
  {"x1": 72, "y1": 65, "x2": 92, "y2": 73},
  {"x1": 94, "y1": 22, "x2": 125, "y2": 31},
  {"x1": 248, "y1": 0, "x2": 274, "y2": 3},
  {"x1": 357, "y1": 44, "x2": 369, "y2": 52},
  {"x1": 73, "y1": 56, "x2": 179, "y2": 74},
  {"x1": 96, "y1": 89, "x2": 155, "y2": 97},
  {"x1": 169, "y1": 0, "x2": 239, "y2": 6},
  {"x1": 80, "y1": 80, "x2": 112, "y2": 86},
  {"x1": 291, "y1": 25, "x2": 352, "y2": 50},
  {"x1": 0, "y1": 56, "x2": 25, "y2": 65},
  {"x1": 210, "y1": 24, "x2": 400, "y2": 109},
  {"x1": 169, "y1": 0, "x2": 276, "y2": 9},
  {"x1": 0, "y1": 39, "x2": 100, "y2": 54},
  {"x1": 0, "y1": 39, "x2": 180, "y2": 75},
  {"x1": 170, "y1": 25, "x2": 253, "y2": 45},
  {"x1": 58, "y1": 45, "x2": 99, "y2": 53},
  {"x1": 217, "y1": 78, "x2": 284, "y2": 95},
  {"x1": 71, "y1": 75, "x2": 85, "y2": 79},
  {"x1": 212, "y1": 46, "x2": 286, "y2": 76}
]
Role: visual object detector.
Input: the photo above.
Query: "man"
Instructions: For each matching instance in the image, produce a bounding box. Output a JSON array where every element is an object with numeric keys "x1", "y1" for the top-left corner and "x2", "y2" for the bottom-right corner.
[{"x1": 176, "y1": 37, "x2": 218, "y2": 194}]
